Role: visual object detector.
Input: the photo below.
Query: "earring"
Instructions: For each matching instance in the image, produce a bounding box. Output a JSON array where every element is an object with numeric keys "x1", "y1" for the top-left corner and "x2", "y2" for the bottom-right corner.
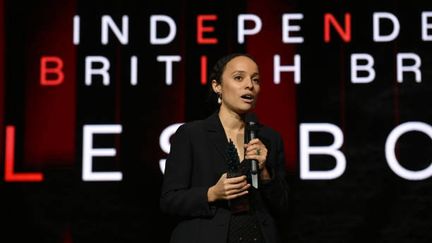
[{"x1": 217, "y1": 93, "x2": 222, "y2": 104}]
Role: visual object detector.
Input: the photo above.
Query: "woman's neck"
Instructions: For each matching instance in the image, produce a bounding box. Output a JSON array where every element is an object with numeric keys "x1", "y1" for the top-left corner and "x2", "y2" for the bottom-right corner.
[
  {"x1": 218, "y1": 106, "x2": 246, "y2": 160},
  {"x1": 218, "y1": 105, "x2": 245, "y2": 133}
]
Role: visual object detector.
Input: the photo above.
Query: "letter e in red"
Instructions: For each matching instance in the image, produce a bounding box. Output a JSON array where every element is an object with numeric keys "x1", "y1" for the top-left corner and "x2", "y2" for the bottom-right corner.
[{"x1": 197, "y1": 15, "x2": 218, "y2": 44}]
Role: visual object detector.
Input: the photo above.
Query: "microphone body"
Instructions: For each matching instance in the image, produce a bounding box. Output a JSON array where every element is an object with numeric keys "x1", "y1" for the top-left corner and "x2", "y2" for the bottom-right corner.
[{"x1": 245, "y1": 113, "x2": 259, "y2": 189}]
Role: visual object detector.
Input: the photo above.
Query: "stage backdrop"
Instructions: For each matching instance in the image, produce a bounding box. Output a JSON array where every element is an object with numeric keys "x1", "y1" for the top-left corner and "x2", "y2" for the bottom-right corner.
[{"x1": 1, "y1": 0, "x2": 432, "y2": 242}]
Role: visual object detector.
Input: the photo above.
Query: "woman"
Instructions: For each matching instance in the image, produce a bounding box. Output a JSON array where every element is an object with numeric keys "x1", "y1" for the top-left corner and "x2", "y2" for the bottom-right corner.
[{"x1": 160, "y1": 53, "x2": 289, "y2": 243}]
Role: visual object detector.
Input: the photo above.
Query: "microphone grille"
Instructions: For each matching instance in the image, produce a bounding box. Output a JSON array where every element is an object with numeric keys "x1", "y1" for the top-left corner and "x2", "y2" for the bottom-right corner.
[{"x1": 245, "y1": 112, "x2": 258, "y2": 125}]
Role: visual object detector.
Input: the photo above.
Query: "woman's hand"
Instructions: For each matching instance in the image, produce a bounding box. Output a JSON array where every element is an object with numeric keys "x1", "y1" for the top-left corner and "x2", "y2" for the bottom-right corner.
[
  {"x1": 207, "y1": 173, "x2": 250, "y2": 202},
  {"x1": 245, "y1": 138, "x2": 271, "y2": 180}
]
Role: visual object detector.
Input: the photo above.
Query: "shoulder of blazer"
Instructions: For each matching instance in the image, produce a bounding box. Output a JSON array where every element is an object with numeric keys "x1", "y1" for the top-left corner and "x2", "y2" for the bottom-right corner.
[
  {"x1": 257, "y1": 125, "x2": 283, "y2": 143},
  {"x1": 174, "y1": 112, "x2": 223, "y2": 136}
]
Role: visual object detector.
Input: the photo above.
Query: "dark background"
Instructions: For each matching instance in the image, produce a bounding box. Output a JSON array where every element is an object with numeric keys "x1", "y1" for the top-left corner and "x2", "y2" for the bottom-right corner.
[{"x1": 1, "y1": 0, "x2": 432, "y2": 242}]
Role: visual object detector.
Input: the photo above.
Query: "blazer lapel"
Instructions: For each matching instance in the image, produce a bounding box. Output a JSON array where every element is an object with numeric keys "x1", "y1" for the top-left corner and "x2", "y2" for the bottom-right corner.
[{"x1": 204, "y1": 112, "x2": 229, "y2": 169}]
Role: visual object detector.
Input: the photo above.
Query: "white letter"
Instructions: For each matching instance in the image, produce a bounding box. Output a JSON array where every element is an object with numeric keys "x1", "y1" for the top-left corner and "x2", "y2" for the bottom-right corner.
[
  {"x1": 82, "y1": 125, "x2": 123, "y2": 181},
  {"x1": 101, "y1": 15, "x2": 129, "y2": 45},
  {"x1": 422, "y1": 12, "x2": 432, "y2": 41},
  {"x1": 157, "y1": 55, "x2": 181, "y2": 86},
  {"x1": 273, "y1": 54, "x2": 301, "y2": 84},
  {"x1": 385, "y1": 122, "x2": 432, "y2": 180},
  {"x1": 373, "y1": 12, "x2": 400, "y2": 42},
  {"x1": 282, "y1": 13, "x2": 304, "y2": 43},
  {"x1": 159, "y1": 123, "x2": 183, "y2": 173},
  {"x1": 300, "y1": 123, "x2": 346, "y2": 180},
  {"x1": 130, "y1": 55, "x2": 138, "y2": 86},
  {"x1": 237, "y1": 14, "x2": 262, "y2": 44},
  {"x1": 85, "y1": 56, "x2": 110, "y2": 86},
  {"x1": 351, "y1": 53, "x2": 375, "y2": 83},
  {"x1": 73, "y1": 15, "x2": 80, "y2": 45},
  {"x1": 397, "y1": 53, "x2": 421, "y2": 83},
  {"x1": 150, "y1": 15, "x2": 177, "y2": 45}
]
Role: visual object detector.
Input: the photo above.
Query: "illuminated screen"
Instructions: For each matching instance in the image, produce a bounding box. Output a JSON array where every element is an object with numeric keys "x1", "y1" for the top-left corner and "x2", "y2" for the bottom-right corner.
[{"x1": 1, "y1": 0, "x2": 432, "y2": 242}]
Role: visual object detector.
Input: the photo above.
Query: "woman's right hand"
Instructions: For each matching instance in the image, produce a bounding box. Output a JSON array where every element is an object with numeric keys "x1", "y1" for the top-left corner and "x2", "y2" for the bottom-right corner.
[{"x1": 207, "y1": 173, "x2": 250, "y2": 202}]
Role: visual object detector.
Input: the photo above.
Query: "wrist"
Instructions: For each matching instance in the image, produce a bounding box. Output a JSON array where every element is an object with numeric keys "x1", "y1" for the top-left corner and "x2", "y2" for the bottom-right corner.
[
  {"x1": 260, "y1": 166, "x2": 271, "y2": 180},
  {"x1": 207, "y1": 186, "x2": 216, "y2": 202}
]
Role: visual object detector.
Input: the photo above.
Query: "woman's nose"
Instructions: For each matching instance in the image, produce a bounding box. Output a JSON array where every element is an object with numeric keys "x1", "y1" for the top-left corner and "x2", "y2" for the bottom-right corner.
[{"x1": 245, "y1": 78, "x2": 254, "y2": 89}]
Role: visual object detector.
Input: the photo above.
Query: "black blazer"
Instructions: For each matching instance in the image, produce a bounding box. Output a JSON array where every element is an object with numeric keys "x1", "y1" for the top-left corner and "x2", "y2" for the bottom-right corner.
[{"x1": 160, "y1": 112, "x2": 289, "y2": 243}]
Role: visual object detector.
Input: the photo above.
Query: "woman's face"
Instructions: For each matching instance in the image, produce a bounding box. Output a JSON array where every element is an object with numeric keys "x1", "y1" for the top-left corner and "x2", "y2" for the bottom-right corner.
[{"x1": 213, "y1": 56, "x2": 261, "y2": 114}]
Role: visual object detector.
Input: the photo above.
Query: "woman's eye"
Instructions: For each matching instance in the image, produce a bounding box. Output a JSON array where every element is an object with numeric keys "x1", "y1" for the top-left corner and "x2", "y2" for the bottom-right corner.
[
  {"x1": 253, "y1": 78, "x2": 260, "y2": 83},
  {"x1": 234, "y1": 76, "x2": 243, "y2": 81}
]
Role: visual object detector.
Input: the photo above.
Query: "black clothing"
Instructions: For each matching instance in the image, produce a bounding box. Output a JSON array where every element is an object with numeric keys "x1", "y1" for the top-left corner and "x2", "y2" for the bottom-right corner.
[
  {"x1": 228, "y1": 160, "x2": 265, "y2": 243},
  {"x1": 160, "y1": 112, "x2": 289, "y2": 243}
]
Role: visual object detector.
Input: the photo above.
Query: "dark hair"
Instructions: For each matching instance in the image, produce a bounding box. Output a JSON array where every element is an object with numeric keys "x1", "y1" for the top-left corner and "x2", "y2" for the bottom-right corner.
[{"x1": 208, "y1": 53, "x2": 256, "y2": 85}]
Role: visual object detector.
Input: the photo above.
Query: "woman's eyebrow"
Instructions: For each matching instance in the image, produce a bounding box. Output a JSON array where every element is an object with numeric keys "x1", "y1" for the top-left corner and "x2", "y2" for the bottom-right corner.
[{"x1": 231, "y1": 70, "x2": 246, "y2": 75}]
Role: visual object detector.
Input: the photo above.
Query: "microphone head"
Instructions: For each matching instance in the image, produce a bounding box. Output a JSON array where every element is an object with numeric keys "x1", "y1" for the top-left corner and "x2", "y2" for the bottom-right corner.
[
  {"x1": 245, "y1": 112, "x2": 258, "y2": 126},
  {"x1": 245, "y1": 113, "x2": 259, "y2": 143}
]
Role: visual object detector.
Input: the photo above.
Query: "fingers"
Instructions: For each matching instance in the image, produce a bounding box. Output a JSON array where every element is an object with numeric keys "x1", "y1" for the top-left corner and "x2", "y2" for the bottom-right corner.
[
  {"x1": 224, "y1": 183, "x2": 250, "y2": 200},
  {"x1": 226, "y1": 175, "x2": 247, "y2": 183},
  {"x1": 244, "y1": 139, "x2": 267, "y2": 170},
  {"x1": 244, "y1": 139, "x2": 267, "y2": 154},
  {"x1": 226, "y1": 187, "x2": 249, "y2": 200},
  {"x1": 245, "y1": 144, "x2": 266, "y2": 154},
  {"x1": 221, "y1": 175, "x2": 250, "y2": 199},
  {"x1": 244, "y1": 138, "x2": 261, "y2": 147},
  {"x1": 225, "y1": 178, "x2": 249, "y2": 190},
  {"x1": 245, "y1": 147, "x2": 267, "y2": 161},
  {"x1": 224, "y1": 175, "x2": 248, "y2": 191}
]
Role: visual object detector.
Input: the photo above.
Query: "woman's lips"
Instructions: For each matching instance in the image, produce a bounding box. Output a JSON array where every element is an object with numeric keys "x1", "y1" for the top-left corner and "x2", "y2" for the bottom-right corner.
[{"x1": 241, "y1": 94, "x2": 255, "y2": 103}]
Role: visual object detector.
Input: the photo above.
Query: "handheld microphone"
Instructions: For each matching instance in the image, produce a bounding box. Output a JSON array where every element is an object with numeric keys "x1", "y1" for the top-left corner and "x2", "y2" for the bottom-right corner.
[{"x1": 245, "y1": 113, "x2": 259, "y2": 189}]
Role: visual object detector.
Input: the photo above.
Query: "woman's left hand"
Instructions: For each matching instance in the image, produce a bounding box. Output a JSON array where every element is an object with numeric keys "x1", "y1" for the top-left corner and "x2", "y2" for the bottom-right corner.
[{"x1": 245, "y1": 138, "x2": 268, "y2": 171}]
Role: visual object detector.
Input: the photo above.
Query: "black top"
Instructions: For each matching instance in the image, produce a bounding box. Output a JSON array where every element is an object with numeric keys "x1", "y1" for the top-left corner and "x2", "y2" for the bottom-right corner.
[{"x1": 228, "y1": 160, "x2": 265, "y2": 243}]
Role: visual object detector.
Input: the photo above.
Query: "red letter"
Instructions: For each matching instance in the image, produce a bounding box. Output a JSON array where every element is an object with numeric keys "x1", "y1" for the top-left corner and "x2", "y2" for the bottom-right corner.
[
  {"x1": 40, "y1": 56, "x2": 64, "y2": 86},
  {"x1": 197, "y1": 15, "x2": 218, "y2": 44},
  {"x1": 200, "y1": 55, "x2": 207, "y2": 85},
  {"x1": 4, "y1": 126, "x2": 44, "y2": 182},
  {"x1": 324, "y1": 13, "x2": 351, "y2": 43}
]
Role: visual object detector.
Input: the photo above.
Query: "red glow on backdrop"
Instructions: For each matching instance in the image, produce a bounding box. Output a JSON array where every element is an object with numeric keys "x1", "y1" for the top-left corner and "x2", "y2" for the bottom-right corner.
[
  {"x1": 247, "y1": 0, "x2": 297, "y2": 171},
  {"x1": 62, "y1": 226, "x2": 73, "y2": 243},
  {"x1": 23, "y1": 0, "x2": 76, "y2": 168}
]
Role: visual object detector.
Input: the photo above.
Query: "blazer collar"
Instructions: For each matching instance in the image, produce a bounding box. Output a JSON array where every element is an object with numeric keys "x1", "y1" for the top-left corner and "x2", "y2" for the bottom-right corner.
[{"x1": 204, "y1": 111, "x2": 229, "y2": 160}]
